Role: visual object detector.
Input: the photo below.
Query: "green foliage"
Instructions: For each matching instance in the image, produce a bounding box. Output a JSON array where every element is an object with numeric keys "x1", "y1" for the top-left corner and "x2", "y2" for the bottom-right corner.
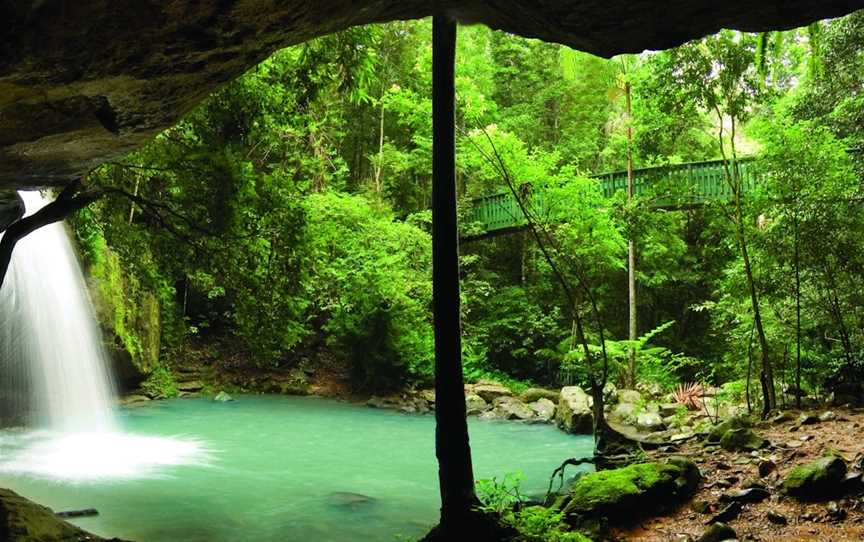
[
  {"x1": 476, "y1": 472, "x2": 525, "y2": 515},
  {"x1": 141, "y1": 366, "x2": 178, "y2": 399},
  {"x1": 71, "y1": 14, "x2": 864, "y2": 402},
  {"x1": 476, "y1": 473, "x2": 592, "y2": 542}
]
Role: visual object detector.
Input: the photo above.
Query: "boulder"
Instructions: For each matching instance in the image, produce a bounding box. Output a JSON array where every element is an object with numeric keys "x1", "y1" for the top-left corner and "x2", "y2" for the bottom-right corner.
[
  {"x1": 465, "y1": 393, "x2": 489, "y2": 416},
  {"x1": 529, "y1": 398, "x2": 556, "y2": 422},
  {"x1": 556, "y1": 386, "x2": 594, "y2": 434},
  {"x1": 610, "y1": 402, "x2": 638, "y2": 423},
  {"x1": 326, "y1": 492, "x2": 376, "y2": 509},
  {"x1": 719, "y1": 428, "x2": 766, "y2": 452},
  {"x1": 472, "y1": 381, "x2": 512, "y2": 403},
  {"x1": 214, "y1": 391, "x2": 234, "y2": 403},
  {"x1": 636, "y1": 411, "x2": 666, "y2": 433},
  {"x1": 798, "y1": 413, "x2": 820, "y2": 425},
  {"x1": 697, "y1": 523, "x2": 737, "y2": 542},
  {"x1": 491, "y1": 396, "x2": 535, "y2": 421},
  {"x1": 660, "y1": 403, "x2": 683, "y2": 417},
  {"x1": 176, "y1": 380, "x2": 204, "y2": 392},
  {"x1": 478, "y1": 409, "x2": 507, "y2": 421},
  {"x1": 617, "y1": 389, "x2": 642, "y2": 404},
  {"x1": 720, "y1": 487, "x2": 770, "y2": 504},
  {"x1": 520, "y1": 388, "x2": 560, "y2": 403},
  {"x1": 705, "y1": 415, "x2": 753, "y2": 444},
  {"x1": 782, "y1": 455, "x2": 847, "y2": 501},
  {"x1": 819, "y1": 411, "x2": 836, "y2": 422},
  {"x1": 560, "y1": 457, "x2": 701, "y2": 523},
  {"x1": 419, "y1": 389, "x2": 436, "y2": 404}
]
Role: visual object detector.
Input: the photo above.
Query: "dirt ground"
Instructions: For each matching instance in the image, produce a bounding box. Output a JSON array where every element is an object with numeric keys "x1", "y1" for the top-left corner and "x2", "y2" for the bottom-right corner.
[{"x1": 614, "y1": 407, "x2": 864, "y2": 542}]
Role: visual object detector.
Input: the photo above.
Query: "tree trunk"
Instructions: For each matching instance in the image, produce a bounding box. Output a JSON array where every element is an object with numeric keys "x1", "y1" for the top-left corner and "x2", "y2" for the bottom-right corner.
[
  {"x1": 718, "y1": 114, "x2": 775, "y2": 415},
  {"x1": 624, "y1": 80, "x2": 637, "y2": 389},
  {"x1": 794, "y1": 213, "x2": 802, "y2": 409},
  {"x1": 734, "y1": 189, "x2": 775, "y2": 414},
  {"x1": 373, "y1": 95, "x2": 385, "y2": 201},
  {"x1": 431, "y1": 15, "x2": 477, "y2": 531}
]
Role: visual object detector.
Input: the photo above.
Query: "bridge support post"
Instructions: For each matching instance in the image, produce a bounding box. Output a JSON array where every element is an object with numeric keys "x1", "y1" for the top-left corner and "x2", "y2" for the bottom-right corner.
[{"x1": 430, "y1": 15, "x2": 477, "y2": 532}]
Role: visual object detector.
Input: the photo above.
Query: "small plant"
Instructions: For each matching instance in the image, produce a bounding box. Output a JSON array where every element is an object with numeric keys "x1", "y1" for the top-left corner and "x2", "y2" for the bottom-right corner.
[
  {"x1": 672, "y1": 382, "x2": 705, "y2": 410},
  {"x1": 673, "y1": 382, "x2": 703, "y2": 410},
  {"x1": 141, "y1": 365, "x2": 179, "y2": 399},
  {"x1": 505, "y1": 506, "x2": 593, "y2": 542},
  {"x1": 475, "y1": 472, "x2": 525, "y2": 515}
]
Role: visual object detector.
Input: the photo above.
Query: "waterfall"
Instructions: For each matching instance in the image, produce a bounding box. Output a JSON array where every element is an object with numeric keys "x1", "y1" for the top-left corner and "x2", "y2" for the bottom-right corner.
[
  {"x1": 0, "y1": 191, "x2": 117, "y2": 433},
  {"x1": 0, "y1": 190, "x2": 207, "y2": 482}
]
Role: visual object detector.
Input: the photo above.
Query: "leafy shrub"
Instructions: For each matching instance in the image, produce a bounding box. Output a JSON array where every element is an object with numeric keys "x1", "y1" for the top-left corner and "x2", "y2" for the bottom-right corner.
[{"x1": 141, "y1": 366, "x2": 178, "y2": 399}]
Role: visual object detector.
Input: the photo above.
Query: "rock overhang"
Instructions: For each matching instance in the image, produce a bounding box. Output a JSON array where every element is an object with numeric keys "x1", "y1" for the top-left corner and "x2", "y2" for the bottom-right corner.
[{"x1": 1, "y1": 0, "x2": 863, "y2": 189}]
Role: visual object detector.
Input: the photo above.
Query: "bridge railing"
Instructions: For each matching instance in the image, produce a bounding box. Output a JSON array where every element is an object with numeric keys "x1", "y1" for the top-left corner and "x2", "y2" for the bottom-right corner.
[{"x1": 465, "y1": 158, "x2": 759, "y2": 236}]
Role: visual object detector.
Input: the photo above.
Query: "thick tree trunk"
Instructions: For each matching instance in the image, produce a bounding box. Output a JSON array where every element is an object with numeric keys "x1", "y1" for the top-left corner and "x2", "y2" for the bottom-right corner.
[{"x1": 431, "y1": 15, "x2": 477, "y2": 531}]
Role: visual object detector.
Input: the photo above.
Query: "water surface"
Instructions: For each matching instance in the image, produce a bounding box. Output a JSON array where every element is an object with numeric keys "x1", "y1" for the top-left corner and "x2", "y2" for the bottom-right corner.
[{"x1": 0, "y1": 395, "x2": 592, "y2": 541}]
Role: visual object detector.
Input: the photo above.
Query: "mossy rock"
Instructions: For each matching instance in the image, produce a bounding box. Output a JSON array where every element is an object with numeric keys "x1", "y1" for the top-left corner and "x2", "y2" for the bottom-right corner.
[
  {"x1": 719, "y1": 428, "x2": 767, "y2": 452},
  {"x1": 560, "y1": 458, "x2": 701, "y2": 524},
  {"x1": 782, "y1": 455, "x2": 847, "y2": 501},
  {"x1": 0, "y1": 488, "x2": 118, "y2": 541},
  {"x1": 705, "y1": 415, "x2": 753, "y2": 444}
]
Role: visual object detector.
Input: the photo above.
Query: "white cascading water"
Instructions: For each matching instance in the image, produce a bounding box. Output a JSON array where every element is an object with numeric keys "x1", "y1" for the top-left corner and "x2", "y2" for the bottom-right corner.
[
  {"x1": 0, "y1": 191, "x2": 207, "y2": 482},
  {"x1": 1, "y1": 191, "x2": 117, "y2": 433}
]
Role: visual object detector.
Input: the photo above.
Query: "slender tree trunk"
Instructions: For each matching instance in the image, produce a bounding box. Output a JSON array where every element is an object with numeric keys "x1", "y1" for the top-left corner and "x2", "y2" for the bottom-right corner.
[
  {"x1": 624, "y1": 80, "x2": 637, "y2": 389},
  {"x1": 794, "y1": 213, "x2": 802, "y2": 409},
  {"x1": 718, "y1": 114, "x2": 775, "y2": 414},
  {"x1": 128, "y1": 176, "x2": 140, "y2": 224},
  {"x1": 430, "y1": 15, "x2": 477, "y2": 531},
  {"x1": 735, "y1": 195, "x2": 775, "y2": 414},
  {"x1": 373, "y1": 95, "x2": 385, "y2": 201}
]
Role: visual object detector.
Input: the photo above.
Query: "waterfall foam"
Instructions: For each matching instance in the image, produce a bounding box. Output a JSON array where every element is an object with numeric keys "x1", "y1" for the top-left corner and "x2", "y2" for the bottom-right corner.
[{"x1": 0, "y1": 191, "x2": 207, "y2": 482}]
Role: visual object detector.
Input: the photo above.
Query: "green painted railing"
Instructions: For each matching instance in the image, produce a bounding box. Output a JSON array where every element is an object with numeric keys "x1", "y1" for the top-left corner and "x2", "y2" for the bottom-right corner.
[{"x1": 465, "y1": 158, "x2": 759, "y2": 235}]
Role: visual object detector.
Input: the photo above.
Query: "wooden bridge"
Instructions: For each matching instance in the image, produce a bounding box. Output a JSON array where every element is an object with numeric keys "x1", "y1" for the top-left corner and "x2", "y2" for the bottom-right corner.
[{"x1": 464, "y1": 158, "x2": 759, "y2": 237}]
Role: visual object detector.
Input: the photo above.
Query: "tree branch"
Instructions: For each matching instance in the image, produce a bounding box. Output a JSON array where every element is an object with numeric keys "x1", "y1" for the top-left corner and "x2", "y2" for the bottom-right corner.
[{"x1": 0, "y1": 182, "x2": 104, "y2": 289}]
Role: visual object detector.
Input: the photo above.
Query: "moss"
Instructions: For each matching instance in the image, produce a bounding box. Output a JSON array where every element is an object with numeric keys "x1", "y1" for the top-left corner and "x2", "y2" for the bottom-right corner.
[
  {"x1": 0, "y1": 488, "x2": 107, "y2": 541},
  {"x1": 705, "y1": 415, "x2": 752, "y2": 444},
  {"x1": 561, "y1": 459, "x2": 699, "y2": 522},
  {"x1": 719, "y1": 428, "x2": 766, "y2": 452},
  {"x1": 782, "y1": 455, "x2": 847, "y2": 500}
]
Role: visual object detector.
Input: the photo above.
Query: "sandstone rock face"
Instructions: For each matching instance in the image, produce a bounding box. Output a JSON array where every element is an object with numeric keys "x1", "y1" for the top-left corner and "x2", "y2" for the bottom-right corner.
[
  {"x1": 556, "y1": 386, "x2": 593, "y2": 434},
  {"x1": 1, "y1": 1, "x2": 858, "y2": 190}
]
